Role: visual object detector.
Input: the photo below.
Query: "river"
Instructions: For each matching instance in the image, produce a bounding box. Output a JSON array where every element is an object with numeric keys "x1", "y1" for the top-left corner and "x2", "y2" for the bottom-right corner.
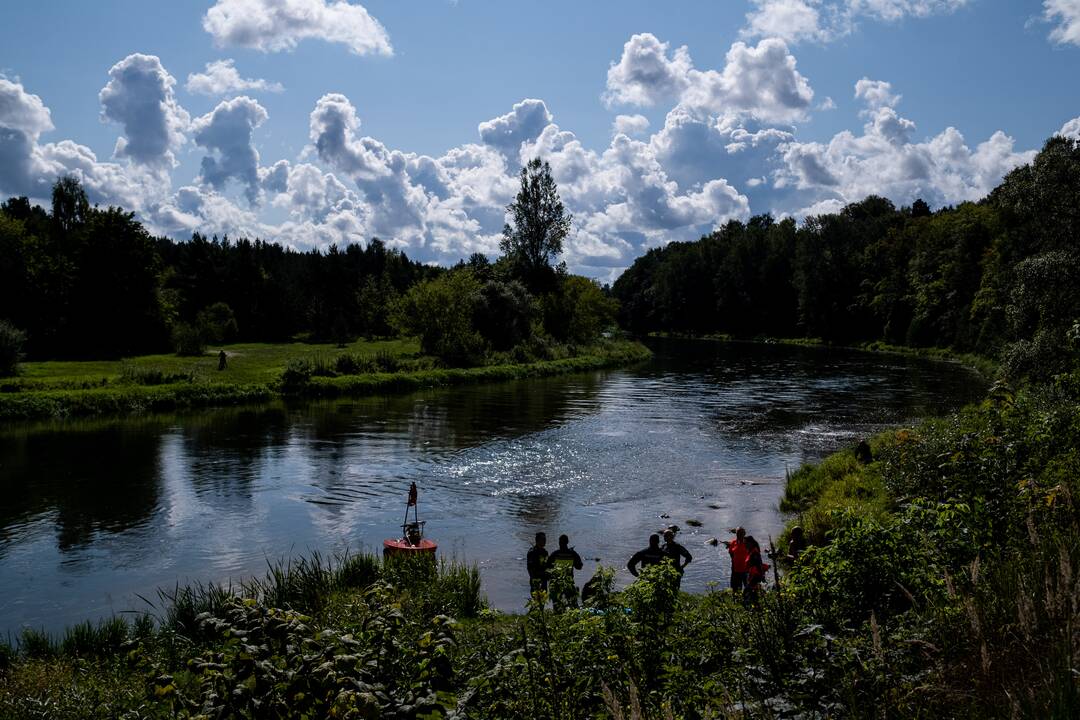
[{"x1": 0, "y1": 339, "x2": 986, "y2": 634}]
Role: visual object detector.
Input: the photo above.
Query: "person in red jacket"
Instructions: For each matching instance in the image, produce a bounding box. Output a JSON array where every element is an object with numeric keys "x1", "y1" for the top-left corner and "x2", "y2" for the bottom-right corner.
[{"x1": 723, "y1": 526, "x2": 749, "y2": 591}]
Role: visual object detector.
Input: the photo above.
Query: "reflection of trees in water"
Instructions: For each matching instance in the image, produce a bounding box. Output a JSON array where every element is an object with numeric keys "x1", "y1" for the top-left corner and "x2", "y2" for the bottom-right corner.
[
  {"x1": 179, "y1": 406, "x2": 291, "y2": 504},
  {"x1": 0, "y1": 426, "x2": 163, "y2": 553},
  {"x1": 685, "y1": 341, "x2": 987, "y2": 438}
]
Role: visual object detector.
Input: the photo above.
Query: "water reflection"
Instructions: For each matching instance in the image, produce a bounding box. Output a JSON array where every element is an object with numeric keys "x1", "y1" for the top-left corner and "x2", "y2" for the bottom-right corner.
[
  {"x1": 0, "y1": 426, "x2": 163, "y2": 553},
  {"x1": 0, "y1": 340, "x2": 986, "y2": 633}
]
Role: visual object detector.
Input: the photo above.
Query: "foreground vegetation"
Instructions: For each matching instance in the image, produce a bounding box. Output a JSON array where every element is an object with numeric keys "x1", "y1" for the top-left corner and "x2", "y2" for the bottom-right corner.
[{"x1": 0, "y1": 338, "x2": 649, "y2": 422}]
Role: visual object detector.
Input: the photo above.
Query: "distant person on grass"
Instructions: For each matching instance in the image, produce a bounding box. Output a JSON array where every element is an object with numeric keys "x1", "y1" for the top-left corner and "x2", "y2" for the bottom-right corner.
[
  {"x1": 527, "y1": 532, "x2": 549, "y2": 594},
  {"x1": 627, "y1": 533, "x2": 666, "y2": 577},
  {"x1": 662, "y1": 528, "x2": 693, "y2": 587}
]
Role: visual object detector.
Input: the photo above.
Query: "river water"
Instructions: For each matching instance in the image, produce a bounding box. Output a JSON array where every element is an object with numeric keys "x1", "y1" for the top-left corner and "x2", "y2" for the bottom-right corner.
[{"x1": 0, "y1": 340, "x2": 986, "y2": 634}]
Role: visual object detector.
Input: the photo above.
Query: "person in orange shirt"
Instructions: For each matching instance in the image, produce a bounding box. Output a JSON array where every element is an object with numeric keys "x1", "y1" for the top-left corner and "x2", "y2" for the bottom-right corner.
[{"x1": 723, "y1": 526, "x2": 749, "y2": 591}]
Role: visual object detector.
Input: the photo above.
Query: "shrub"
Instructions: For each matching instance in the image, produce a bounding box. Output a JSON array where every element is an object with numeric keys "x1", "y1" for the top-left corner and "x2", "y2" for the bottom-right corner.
[
  {"x1": 280, "y1": 358, "x2": 314, "y2": 390},
  {"x1": 195, "y1": 301, "x2": 239, "y2": 345},
  {"x1": 170, "y1": 322, "x2": 204, "y2": 356},
  {"x1": 392, "y1": 269, "x2": 486, "y2": 366},
  {"x1": 0, "y1": 319, "x2": 25, "y2": 377}
]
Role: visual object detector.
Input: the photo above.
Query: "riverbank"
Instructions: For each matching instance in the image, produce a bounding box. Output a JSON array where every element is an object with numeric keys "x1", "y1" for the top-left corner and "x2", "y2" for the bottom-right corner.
[
  {"x1": 649, "y1": 331, "x2": 999, "y2": 379},
  {"x1": 0, "y1": 339, "x2": 651, "y2": 422}
]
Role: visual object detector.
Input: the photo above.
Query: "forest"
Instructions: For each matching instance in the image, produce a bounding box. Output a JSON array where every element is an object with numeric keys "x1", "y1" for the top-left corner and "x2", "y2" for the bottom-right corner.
[
  {"x1": 614, "y1": 135, "x2": 1080, "y2": 382},
  {"x1": 0, "y1": 160, "x2": 620, "y2": 379}
]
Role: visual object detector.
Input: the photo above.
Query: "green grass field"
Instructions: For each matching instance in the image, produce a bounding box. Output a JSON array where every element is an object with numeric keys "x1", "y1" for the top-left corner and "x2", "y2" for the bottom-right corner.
[
  {"x1": 0, "y1": 338, "x2": 651, "y2": 422},
  {"x1": 7, "y1": 337, "x2": 421, "y2": 391}
]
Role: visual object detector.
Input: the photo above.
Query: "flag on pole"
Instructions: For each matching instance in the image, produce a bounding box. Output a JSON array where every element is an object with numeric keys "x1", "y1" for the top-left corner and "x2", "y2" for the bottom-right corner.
[{"x1": 408, "y1": 482, "x2": 417, "y2": 507}]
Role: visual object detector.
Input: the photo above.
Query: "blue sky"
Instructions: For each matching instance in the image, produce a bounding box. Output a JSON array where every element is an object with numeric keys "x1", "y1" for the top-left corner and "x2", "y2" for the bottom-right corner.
[{"x1": 1, "y1": 0, "x2": 1078, "y2": 280}]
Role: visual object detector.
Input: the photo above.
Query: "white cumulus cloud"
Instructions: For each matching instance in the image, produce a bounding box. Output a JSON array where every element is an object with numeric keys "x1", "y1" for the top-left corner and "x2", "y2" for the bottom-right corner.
[
  {"x1": 774, "y1": 77, "x2": 1036, "y2": 213},
  {"x1": 1059, "y1": 115, "x2": 1080, "y2": 139},
  {"x1": 192, "y1": 96, "x2": 269, "y2": 203},
  {"x1": 613, "y1": 114, "x2": 651, "y2": 137},
  {"x1": 1045, "y1": 0, "x2": 1080, "y2": 45},
  {"x1": 604, "y1": 34, "x2": 814, "y2": 124},
  {"x1": 203, "y1": 0, "x2": 392, "y2": 56},
  {"x1": 99, "y1": 53, "x2": 190, "y2": 171},
  {"x1": 477, "y1": 98, "x2": 553, "y2": 163},
  {"x1": 186, "y1": 59, "x2": 284, "y2": 96}
]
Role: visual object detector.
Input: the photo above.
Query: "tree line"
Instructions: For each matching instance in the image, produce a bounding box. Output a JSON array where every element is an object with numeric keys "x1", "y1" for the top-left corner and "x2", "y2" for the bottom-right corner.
[
  {"x1": 0, "y1": 159, "x2": 617, "y2": 369},
  {"x1": 613, "y1": 135, "x2": 1080, "y2": 380}
]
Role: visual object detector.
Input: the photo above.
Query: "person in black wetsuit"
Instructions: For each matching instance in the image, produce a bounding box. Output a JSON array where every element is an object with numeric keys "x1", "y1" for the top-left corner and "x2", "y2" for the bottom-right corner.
[
  {"x1": 548, "y1": 534, "x2": 584, "y2": 609},
  {"x1": 627, "y1": 534, "x2": 666, "y2": 577},
  {"x1": 548, "y1": 534, "x2": 584, "y2": 577},
  {"x1": 662, "y1": 529, "x2": 693, "y2": 587},
  {"x1": 527, "y1": 532, "x2": 549, "y2": 593}
]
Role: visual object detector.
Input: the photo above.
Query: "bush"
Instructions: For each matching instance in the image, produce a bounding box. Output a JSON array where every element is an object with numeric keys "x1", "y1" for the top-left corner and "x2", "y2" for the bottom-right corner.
[
  {"x1": 170, "y1": 322, "x2": 204, "y2": 356},
  {"x1": 280, "y1": 358, "x2": 314, "y2": 390},
  {"x1": 195, "y1": 302, "x2": 239, "y2": 345},
  {"x1": 392, "y1": 269, "x2": 487, "y2": 366},
  {"x1": 0, "y1": 319, "x2": 26, "y2": 377}
]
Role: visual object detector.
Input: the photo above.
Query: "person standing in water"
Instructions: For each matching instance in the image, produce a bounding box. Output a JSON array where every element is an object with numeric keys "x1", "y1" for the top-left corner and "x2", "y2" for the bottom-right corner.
[
  {"x1": 548, "y1": 534, "x2": 584, "y2": 609},
  {"x1": 661, "y1": 529, "x2": 692, "y2": 587},
  {"x1": 723, "y1": 527, "x2": 749, "y2": 591},
  {"x1": 627, "y1": 534, "x2": 666, "y2": 577},
  {"x1": 527, "y1": 532, "x2": 549, "y2": 594},
  {"x1": 743, "y1": 535, "x2": 768, "y2": 605},
  {"x1": 548, "y1": 534, "x2": 584, "y2": 577}
]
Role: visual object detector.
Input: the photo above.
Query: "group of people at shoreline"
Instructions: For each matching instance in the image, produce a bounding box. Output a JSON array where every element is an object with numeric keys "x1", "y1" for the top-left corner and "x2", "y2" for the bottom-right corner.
[{"x1": 526, "y1": 525, "x2": 806, "y2": 606}]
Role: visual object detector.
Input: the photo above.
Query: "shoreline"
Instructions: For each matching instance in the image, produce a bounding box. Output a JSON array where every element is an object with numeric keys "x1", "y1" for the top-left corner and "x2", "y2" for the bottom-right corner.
[
  {"x1": 0, "y1": 341, "x2": 652, "y2": 423},
  {"x1": 648, "y1": 331, "x2": 999, "y2": 379}
]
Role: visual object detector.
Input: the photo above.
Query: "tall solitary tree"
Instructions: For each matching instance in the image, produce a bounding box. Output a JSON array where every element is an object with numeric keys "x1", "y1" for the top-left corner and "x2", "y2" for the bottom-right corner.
[{"x1": 501, "y1": 157, "x2": 571, "y2": 293}]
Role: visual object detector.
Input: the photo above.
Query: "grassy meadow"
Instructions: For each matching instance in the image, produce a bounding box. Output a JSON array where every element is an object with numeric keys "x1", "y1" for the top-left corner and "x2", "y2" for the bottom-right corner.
[{"x1": 0, "y1": 338, "x2": 652, "y2": 422}]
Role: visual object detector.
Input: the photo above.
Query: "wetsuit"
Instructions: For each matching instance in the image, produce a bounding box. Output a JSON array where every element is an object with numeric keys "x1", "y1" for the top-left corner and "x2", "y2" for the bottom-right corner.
[
  {"x1": 548, "y1": 546, "x2": 584, "y2": 577},
  {"x1": 627, "y1": 544, "x2": 666, "y2": 576},
  {"x1": 663, "y1": 539, "x2": 693, "y2": 587},
  {"x1": 548, "y1": 546, "x2": 584, "y2": 608},
  {"x1": 527, "y1": 545, "x2": 549, "y2": 592}
]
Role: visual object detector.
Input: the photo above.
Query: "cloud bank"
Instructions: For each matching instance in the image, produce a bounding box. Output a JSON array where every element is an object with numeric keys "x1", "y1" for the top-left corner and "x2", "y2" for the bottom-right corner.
[
  {"x1": 203, "y1": 0, "x2": 392, "y2": 56},
  {"x1": 0, "y1": 29, "x2": 1070, "y2": 282}
]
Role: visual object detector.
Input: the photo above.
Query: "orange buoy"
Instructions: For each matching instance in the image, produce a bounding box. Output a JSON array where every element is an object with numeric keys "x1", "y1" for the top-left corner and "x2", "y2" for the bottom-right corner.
[{"x1": 383, "y1": 482, "x2": 437, "y2": 558}]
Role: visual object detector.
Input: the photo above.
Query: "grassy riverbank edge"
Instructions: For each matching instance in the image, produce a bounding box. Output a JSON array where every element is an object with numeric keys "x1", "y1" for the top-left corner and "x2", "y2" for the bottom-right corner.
[
  {"x1": 0, "y1": 340, "x2": 652, "y2": 423},
  {"x1": 648, "y1": 331, "x2": 999, "y2": 379}
]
